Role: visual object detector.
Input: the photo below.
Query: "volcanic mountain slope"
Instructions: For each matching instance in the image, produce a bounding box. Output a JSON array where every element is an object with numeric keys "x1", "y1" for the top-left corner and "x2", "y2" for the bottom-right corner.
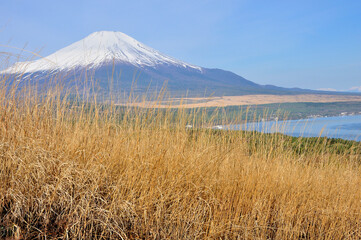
[{"x1": 2, "y1": 31, "x2": 324, "y2": 97}]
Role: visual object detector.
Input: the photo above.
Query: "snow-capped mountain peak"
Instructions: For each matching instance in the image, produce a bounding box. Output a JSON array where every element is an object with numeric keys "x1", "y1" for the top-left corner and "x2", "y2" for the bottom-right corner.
[{"x1": 4, "y1": 31, "x2": 202, "y2": 74}]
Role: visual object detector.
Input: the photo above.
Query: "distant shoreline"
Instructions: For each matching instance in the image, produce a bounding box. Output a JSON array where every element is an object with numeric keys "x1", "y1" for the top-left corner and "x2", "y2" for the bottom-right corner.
[{"x1": 228, "y1": 114, "x2": 361, "y2": 142}]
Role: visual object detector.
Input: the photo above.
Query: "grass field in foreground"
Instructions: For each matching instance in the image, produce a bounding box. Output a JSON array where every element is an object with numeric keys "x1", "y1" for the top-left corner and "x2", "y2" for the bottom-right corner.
[{"x1": 0, "y1": 81, "x2": 361, "y2": 239}]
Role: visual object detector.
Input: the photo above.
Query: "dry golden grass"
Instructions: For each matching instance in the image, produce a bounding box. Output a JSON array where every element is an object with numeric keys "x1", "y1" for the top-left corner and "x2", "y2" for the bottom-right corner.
[{"x1": 0, "y1": 77, "x2": 361, "y2": 239}]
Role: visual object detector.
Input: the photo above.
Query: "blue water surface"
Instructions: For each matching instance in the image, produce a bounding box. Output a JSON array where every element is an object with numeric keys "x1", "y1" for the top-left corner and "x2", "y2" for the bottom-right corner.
[{"x1": 228, "y1": 115, "x2": 361, "y2": 142}]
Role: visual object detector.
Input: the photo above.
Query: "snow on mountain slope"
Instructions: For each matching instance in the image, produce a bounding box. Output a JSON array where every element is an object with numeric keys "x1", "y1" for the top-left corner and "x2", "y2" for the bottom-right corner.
[{"x1": 3, "y1": 31, "x2": 202, "y2": 74}]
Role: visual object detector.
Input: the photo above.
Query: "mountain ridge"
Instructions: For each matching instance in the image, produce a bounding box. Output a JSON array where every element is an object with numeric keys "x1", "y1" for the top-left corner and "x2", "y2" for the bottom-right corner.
[
  {"x1": 3, "y1": 31, "x2": 202, "y2": 74},
  {"x1": 2, "y1": 31, "x2": 352, "y2": 97}
]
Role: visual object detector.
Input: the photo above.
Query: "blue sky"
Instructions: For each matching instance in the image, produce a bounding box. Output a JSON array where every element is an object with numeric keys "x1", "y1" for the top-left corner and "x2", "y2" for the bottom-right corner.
[{"x1": 1, "y1": 0, "x2": 360, "y2": 91}]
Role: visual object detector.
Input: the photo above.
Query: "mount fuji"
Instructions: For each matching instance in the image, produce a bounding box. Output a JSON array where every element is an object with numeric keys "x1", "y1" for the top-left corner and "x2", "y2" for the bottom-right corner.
[{"x1": 3, "y1": 31, "x2": 318, "y2": 97}]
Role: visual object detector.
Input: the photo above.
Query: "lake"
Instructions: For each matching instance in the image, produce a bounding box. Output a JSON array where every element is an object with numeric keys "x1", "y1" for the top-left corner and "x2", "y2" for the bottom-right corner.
[{"x1": 227, "y1": 115, "x2": 361, "y2": 142}]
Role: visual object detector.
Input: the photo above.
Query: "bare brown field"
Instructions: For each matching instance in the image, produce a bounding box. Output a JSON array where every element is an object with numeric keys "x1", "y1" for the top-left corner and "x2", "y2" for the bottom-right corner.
[{"x1": 126, "y1": 94, "x2": 361, "y2": 108}]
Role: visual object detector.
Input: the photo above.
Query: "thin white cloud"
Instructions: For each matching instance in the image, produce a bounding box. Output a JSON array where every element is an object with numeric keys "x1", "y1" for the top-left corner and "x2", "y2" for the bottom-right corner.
[{"x1": 349, "y1": 86, "x2": 361, "y2": 92}]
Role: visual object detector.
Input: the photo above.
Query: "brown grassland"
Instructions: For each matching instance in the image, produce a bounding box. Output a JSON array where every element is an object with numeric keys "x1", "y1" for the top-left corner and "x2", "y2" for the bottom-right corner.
[
  {"x1": 0, "y1": 76, "x2": 361, "y2": 239},
  {"x1": 125, "y1": 94, "x2": 361, "y2": 108}
]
